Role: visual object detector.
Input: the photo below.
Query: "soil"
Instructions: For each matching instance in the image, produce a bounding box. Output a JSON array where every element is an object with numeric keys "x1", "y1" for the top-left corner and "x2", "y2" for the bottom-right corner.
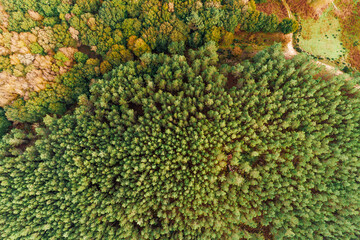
[
  {"x1": 77, "y1": 45, "x2": 103, "y2": 61},
  {"x1": 286, "y1": 0, "x2": 322, "y2": 19},
  {"x1": 257, "y1": 0, "x2": 288, "y2": 20}
]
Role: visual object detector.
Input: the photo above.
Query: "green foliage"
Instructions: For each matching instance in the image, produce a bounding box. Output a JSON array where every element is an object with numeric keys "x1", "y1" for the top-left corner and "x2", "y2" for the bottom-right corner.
[
  {"x1": 168, "y1": 41, "x2": 185, "y2": 55},
  {"x1": 98, "y1": 0, "x2": 127, "y2": 29},
  {"x1": 5, "y1": 58, "x2": 100, "y2": 123},
  {"x1": 240, "y1": 10, "x2": 281, "y2": 33},
  {"x1": 1, "y1": 44, "x2": 359, "y2": 239},
  {"x1": 74, "y1": 51, "x2": 89, "y2": 64},
  {"x1": 0, "y1": 128, "x2": 31, "y2": 157},
  {"x1": 0, "y1": 56, "x2": 11, "y2": 71},
  {"x1": 54, "y1": 51, "x2": 69, "y2": 66},
  {"x1": 75, "y1": 0, "x2": 102, "y2": 14},
  {"x1": 127, "y1": 36, "x2": 151, "y2": 57},
  {"x1": 5, "y1": 86, "x2": 69, "y2": 122},
  {"x1": 279, "y1": 18, "x2": 299, "y2": 34},
  {"x1": 43, "y1": 17, "x2": 60, "y2": 27},
  {"x1": 0, "y1": 108, "x2": 11, "y2": 138},
  {"x1": 121, "y1": 18, "x2": 142, "y2": 39},
  {"x1": 255, "y1": 0, "x2": 267, "y2": 3},
  {"x1": 29, "y1": 42, "x2": 45, "y2": 55},
  {"x1": 52, "y1": 22, "x2": 77, "y2": 48},
  {"x1": 0, "y1": 3, "x2": 357, "y2": 238},
  {"x1": 105, "y1": 44, "x2": 134, "y2": 66},
  {"x1": 69, "y1": 14, "x2": 115, "y2": 55},
  {"x1": 0, "y1": 0, "x2": 298, "y2": 127},
  {"x1": 7, "y1": 11, "x2": 37, "y2": 32}
]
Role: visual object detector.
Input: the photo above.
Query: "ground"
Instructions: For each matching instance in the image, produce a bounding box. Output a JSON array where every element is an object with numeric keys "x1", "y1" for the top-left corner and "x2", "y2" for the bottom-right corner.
[
  {"x1": 256, "y1": 0, "x2": 289, "y2": 20},
  {"x1": 335, "y1": 0, "x2": 360, "y2": 70},
  {"x1": 298, "y1": 4, "x2": 346, "y2": 60}
]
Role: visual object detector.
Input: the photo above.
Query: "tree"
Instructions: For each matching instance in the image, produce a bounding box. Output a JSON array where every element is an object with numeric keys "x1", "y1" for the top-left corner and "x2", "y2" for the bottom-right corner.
[
  {"x1": 100, "y1": 60, "x2": 112, "y2": 74},
  {"x1": 279, "y1": 18, "x2": 299, "y2": 34},
  {"x1": 105, "y1": 44, "x2": 133, "y2": 65},
  {"x1": 8, "y1": 11, "x2": 37, "y2": 32},
  {"x1": 168, "y1": 41, "x2": 185, "y2": 55},
  {"x1": 75, "y1": 0, "x2": 101, "y2": 13},
  {"x1": 0, "y1": 108, "x2": 11, "y2": 138},
  {"x1": 121, "y1": 18, "x2": 142, "y2": 39},
  {"x1": 221, "y1": 31, "x2": 234, "y2": 46},
  {"x1": 255, "y1": 0, "x2": 267, "y2": 3},
  {"x1": 127, "y1": 36, "x2": 151, "y2": 57},
  {"x1": 98, "y1": 0, "x2": 127, "y2": 29}
]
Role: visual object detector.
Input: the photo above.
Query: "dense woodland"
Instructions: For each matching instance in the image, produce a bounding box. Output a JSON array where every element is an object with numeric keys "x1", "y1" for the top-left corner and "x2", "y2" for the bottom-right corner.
[
  {"x1": 0, "y1": 1, "x2": 359, "y2": 240},
  {"x1": 0, "y1": 0, "x2": 298, "y2": 123}
]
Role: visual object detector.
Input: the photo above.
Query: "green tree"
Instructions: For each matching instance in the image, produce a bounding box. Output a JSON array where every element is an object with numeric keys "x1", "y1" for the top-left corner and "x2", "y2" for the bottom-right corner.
[
  {"x1": 98, "y1": 0, "x2": 127, "y2": 29},
  {"x1": 8, "y1": 11, "x2": 37, "y2": 32},
  {"x1": 279, "y1": 18, "x2": 299, "y2": 34},
  {"x1": 121, "y1": 18, "x2": 142, "y2": 39},
  {"x1": 105, "y1": 44, "x2": 133, "y2": 65},
  {"x1": 0, "y1": 108, "x2": 11, "y2": 138}
]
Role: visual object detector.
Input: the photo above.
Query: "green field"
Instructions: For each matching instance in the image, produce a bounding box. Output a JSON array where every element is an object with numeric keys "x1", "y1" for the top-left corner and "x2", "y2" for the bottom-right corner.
[{"x1": 299, "y1": 5, "x2": 347, "y2": 60}]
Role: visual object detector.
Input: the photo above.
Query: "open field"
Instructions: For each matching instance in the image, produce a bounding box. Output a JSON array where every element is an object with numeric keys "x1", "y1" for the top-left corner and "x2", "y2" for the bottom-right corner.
[
  {"x1": 334, "y1": 0, "x2": 360, "y2": 70},
  {"x1": 298, "y1": 4, "x2": 347, "y2": 60}
]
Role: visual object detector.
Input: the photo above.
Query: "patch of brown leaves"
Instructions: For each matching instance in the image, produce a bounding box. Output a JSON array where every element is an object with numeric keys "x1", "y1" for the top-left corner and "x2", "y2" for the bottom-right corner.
[
  {"x1": 256, "y1": 0, "x2": 288, "y2": 20},
  {"x1": 286, "y1": 0, "x2": 320, "y2": 19}
]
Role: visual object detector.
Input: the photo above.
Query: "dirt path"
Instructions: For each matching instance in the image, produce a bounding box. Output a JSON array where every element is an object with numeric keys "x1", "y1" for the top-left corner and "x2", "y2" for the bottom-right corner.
[
  {"x1": 283, "y1": 33, "x2": 344, "y2": 75},
  {"x1": 280, "y1": 0, "x2": 295, "y2": 19},
  {"x1": 283, "y1": 33, "x2": 297, "y2": 58}
]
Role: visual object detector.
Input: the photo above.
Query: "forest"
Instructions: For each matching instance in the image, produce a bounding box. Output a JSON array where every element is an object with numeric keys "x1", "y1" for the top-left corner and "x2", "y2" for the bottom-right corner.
[{"x1": 0, "y1": 0, "x2": 359, "y2": 239}]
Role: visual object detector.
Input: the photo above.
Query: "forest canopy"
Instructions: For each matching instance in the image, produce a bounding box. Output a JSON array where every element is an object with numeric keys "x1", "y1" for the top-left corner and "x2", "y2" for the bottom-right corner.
[
  {"x1": 0, "y1": 44, "x2": 359, "y2": 239},
  {"x1": 0, "y1": 0, "x2": 358, "y2": 239},
  {"x1": 0, "y1": 0, "x2": 299, "y2": 123}
]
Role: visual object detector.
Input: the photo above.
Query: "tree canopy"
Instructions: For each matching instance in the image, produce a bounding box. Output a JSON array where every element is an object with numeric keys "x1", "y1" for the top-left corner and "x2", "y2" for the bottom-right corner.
[
  {"x1": 0, "y1": 44, "x2": 359, "y2": 239},
  {"x1": 1, "y1": 0, "x2": 300, "y2": 123}
]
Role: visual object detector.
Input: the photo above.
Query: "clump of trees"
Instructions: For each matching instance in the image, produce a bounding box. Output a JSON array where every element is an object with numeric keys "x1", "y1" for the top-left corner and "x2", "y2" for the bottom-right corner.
[
  {"x1": 0, "y1": 108, "x2": 11, "y2": 138},
  {"x1": 279, "y1": 18, "x2": 299, "y2": 34},
  {"x1": 1, "y1": 43, "x2": 359, "y2": 239},
  {"x1": 1, "y1": 0, "x2": 300, "y2": 123},
  {"x1": 5, "y1": 53, "x2": 100, "y2": 122}
]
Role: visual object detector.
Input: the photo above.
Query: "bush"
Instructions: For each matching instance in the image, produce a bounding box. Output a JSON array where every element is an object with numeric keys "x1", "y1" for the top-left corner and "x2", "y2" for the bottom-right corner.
[{"x1": 1, "y1": 44, "x2": 359, "y2": 239}]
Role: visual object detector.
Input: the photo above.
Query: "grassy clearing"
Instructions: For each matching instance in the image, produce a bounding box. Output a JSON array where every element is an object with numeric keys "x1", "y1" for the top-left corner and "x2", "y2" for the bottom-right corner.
[
  {"x1": 334, "y1": 0, "x2": 360, "y2": 71},
  {"x1": 298, "y1": 4, "x2": 347, "y2": 60}
]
